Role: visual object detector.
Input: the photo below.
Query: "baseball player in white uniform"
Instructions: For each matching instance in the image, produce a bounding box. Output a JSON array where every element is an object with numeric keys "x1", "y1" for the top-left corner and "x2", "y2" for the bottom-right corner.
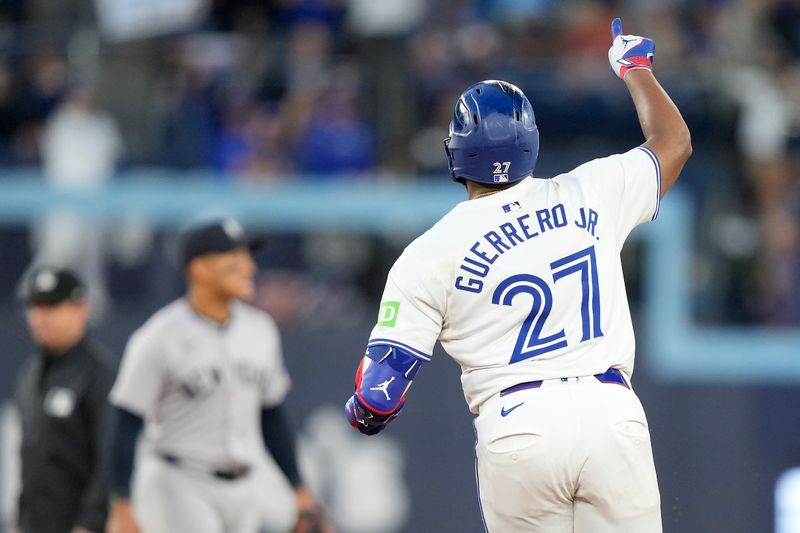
[
  {"x1": 106, "y1": 219, "x2": 329, "y2": 533},
  {"x1": 344, "y1": 19, "x2": 691, "y2": 532}
]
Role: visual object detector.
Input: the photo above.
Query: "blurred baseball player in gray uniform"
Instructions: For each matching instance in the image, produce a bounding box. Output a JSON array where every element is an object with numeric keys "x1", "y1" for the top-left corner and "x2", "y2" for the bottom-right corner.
[{"x1": 106, "y1": 219, "x2": 330, "y2": 533}]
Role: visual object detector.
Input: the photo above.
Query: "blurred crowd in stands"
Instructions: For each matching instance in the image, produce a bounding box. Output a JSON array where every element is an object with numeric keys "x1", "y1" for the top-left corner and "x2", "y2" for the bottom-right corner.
[{"x1": 0, "y1": 0, "x2": 798, "y2": 326}]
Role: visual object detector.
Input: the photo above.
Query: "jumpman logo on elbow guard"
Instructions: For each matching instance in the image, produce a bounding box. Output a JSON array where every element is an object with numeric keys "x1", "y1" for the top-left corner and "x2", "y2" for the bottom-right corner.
[{"x1": 370, "y1": 377, "x2": 395, "y2": 401}]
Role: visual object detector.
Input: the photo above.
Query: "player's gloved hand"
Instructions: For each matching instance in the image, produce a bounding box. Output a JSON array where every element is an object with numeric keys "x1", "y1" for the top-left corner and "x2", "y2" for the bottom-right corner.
[
  {"x1": 291, "y1": 487, "x2": 335, "y2": 533},
  {"x1": 345, "y1": 394, "x2": 404, "y2": 436},
  {"x1": 608, "y1": 17, "x2": 655, "y2": 79},
  {"x1": 291, "y1": 508, "x2": 335, "y2": 533}
]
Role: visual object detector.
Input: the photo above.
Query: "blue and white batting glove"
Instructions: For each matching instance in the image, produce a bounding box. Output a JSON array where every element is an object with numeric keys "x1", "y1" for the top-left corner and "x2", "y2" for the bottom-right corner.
[{"x1": 608, "y1": 17, "x2": 655, "y2": 80}]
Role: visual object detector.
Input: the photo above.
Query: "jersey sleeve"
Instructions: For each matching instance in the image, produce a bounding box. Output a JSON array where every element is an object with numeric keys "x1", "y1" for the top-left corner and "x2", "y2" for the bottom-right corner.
[
  {"x1": 260, "y1": 315, "x2": 291, "y2": 408},
  {"x1": 367, "y1": 247, "x2": 446, "y2": 361},
  {"x1": 109, "y1": 327, "x2": 165, "y2": 418},
  {"x1": 575, "y1": 146, "x2": 661, "y2": 243}
]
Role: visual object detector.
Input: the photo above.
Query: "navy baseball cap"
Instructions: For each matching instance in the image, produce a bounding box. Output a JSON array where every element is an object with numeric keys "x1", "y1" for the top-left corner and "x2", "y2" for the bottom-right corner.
[
  {"x1": 17, "y1": 266, "x2": 87, "y2": 305},
  {"x1": 177, "y1": 218, "x2": 264, "y2": 268}
]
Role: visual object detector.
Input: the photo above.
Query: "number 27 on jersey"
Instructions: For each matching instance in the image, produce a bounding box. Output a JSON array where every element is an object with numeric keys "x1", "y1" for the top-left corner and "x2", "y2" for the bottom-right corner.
[{"x1": 492, "y1": 245, "x2": 603, "y2": 364}]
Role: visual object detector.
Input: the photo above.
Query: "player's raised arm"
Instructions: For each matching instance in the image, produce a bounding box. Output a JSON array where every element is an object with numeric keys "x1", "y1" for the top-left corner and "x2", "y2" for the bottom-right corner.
[{"x1": 609, "y1": 17, "x2": 692, "y2": 196}]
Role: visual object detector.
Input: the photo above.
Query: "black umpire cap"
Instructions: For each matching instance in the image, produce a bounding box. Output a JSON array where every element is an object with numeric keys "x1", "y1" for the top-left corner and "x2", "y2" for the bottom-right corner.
[
  {"x1": 17, "y1": 266, "x2": 87, "y2": 306},
  {"x1": 177, "y1": 218, "x2": 263, "y2": 268}
]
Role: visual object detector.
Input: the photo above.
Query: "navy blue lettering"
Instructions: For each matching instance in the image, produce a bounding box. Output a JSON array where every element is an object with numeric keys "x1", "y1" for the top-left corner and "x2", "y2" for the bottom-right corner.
[
  {"x1": 455, "y1": 276, "x2": 483, "y2": 294},
  {"x1": 575, "y1": 208, "x2": 587, "y2": 229},
  {"x1": 535, "y1": 208, "x2": 554, "y2": 232},
  {"x1": 460, "y1": 257, "x2": 490, "y2": 277},
  {"x1": 517, "y1": 214, "x2": 538, "y2": 239},
  {"x1": 587, "y1": 209, "x2": 599, "y2": 236},
  {"x1": 457, "y1": 205, "x2": 600, "y2": 294},
  {"x1": 470, "y1": 242, "x2": 499, "y2": 264},
  {"x1": 499, "y1": 223, "x2": 524, "y2": 246},
  {"x1": 552, "y1": 204, "x2": 568, "y2": 228},
  {"x1": 485, "y1": 231, "x2": 511, "y2": 254}
]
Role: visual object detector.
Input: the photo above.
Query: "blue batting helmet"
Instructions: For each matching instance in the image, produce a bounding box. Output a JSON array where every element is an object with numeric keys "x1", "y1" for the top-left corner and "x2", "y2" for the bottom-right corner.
[{"x1": 444, "y1": 80, "x2": 539, "y2": 185}]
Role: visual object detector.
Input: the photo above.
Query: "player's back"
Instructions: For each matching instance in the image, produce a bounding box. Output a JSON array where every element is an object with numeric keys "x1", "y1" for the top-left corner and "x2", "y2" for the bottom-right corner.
[{"x1": 372, "y1": 148, "x2": 660, "y2": 412}]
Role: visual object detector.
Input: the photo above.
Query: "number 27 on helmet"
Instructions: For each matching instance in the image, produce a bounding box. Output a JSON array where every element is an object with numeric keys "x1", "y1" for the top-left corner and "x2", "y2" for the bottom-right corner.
[{"x1": 444, "y1": 80, "x2": 540, "y2": 186}]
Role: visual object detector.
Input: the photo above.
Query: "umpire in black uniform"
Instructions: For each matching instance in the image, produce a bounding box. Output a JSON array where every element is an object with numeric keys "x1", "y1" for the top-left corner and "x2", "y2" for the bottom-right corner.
[{"x1": 13, "y1": 266, "x2": 115, "y2": 533}]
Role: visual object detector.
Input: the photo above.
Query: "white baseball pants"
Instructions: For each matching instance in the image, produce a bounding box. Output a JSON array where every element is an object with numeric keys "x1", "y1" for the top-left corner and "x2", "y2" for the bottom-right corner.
[{"x1": 474, "y1": 373, "x2": 662, "y2": 533}]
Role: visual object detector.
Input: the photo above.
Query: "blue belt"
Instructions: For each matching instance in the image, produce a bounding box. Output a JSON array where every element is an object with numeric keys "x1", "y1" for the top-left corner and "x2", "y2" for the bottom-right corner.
[{"x1": 499, "y1": 368, "x2": 629, "y2": 397}]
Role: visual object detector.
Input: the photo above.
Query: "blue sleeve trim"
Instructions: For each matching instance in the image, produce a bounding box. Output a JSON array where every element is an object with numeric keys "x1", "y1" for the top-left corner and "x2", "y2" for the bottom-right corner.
[
  {"x1": 367, "y1": 338, "x2": 432, "y2": 361},
  {"x1": 636, "y1": 146, "x2": 661, "y2": 221}
]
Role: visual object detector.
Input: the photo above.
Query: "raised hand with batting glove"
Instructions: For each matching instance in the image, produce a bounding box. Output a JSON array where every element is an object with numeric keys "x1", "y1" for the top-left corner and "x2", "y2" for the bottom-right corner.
[{"x1": 608, "y1": 17, "x2": 655, "y2": 79}]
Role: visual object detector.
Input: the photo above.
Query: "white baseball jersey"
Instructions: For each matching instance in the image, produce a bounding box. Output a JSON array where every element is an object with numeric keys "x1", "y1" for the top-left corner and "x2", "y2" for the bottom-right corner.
[
  {"x1": 369, "y1": 147, "x2": 660, "y2": 413},
  {"x1": 110, "y1": 298, "x2": 291, "y2": 468}
]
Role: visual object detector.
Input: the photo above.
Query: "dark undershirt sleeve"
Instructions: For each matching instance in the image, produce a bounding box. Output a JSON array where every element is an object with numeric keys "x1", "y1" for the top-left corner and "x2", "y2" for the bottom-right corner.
[
  {"x1": 260, "y1": 404, "x2": 302, "y2": 487},
  {"x1": 110, "y1": 406, "x2": 143, "y2": 500}
]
